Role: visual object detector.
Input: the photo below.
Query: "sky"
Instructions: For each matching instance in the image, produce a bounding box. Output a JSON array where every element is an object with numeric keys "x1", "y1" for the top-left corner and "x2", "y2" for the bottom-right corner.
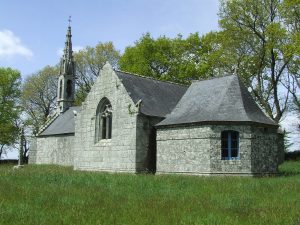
[
  {"x1": 0, "y1": 0, "x2": 220, "y2": 77},
  {"x1": 0, "y1": 0, "x2": 299, "y2": 158}
]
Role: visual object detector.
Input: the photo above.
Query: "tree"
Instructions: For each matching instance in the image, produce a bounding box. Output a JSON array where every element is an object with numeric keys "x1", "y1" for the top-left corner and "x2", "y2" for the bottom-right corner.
[
  {"x1": 119, "y1": 33, "x2": 221, "y2": 84},
  {"x1": 0, "y1": 67, "x2": 21, "y2": 159},
  {"x1": 281, "y1": 0, "x2": 300, "y2": 114},
  {"x1": 218, "y1": 0, "x2": 300, "y2": 123},
  {"x1": 21, "y1": 65, "x2": 59, "y2": 134},
  {"x1": 74, "y1": 42, "x2": 120, "y2": 104}
]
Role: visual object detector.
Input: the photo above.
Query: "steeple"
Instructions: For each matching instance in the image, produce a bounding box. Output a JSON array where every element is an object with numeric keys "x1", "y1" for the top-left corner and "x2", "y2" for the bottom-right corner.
[
  {"x1": 57, "y1": 17, "x2": 75, "y2": 113},
  {"x1": 60, "y1": 17, "x2": 74, "y2": 75}
]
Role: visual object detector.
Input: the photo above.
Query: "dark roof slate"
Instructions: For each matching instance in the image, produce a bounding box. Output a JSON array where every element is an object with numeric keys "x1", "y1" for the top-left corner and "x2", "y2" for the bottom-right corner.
[
  {"x1": 38, "y1": 106, "x2": 81, "y2": 136},
  {"x1": 157, "y1": 75, "x2": 277, "y2": 126},
  {"x1": 115, "y1": 71, "x2": 188, "y2": 118}
]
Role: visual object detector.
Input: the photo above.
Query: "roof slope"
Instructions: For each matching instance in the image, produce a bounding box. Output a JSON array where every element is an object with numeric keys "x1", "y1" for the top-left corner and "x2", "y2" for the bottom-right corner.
[
  {"x1": 157, "y1": 75, "x2": 277, "y2": 126},
  {"x1": 39, "y1": 106, "x2": 81, "y2": 136},
  {"x1": 115, "y1": 71, "x2": 188, "y2": 117}
]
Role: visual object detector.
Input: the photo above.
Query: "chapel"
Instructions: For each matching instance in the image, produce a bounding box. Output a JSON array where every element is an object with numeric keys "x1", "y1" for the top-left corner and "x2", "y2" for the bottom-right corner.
[{"x1": 29, "y1": 24, "x2": 284, "y2": 175}]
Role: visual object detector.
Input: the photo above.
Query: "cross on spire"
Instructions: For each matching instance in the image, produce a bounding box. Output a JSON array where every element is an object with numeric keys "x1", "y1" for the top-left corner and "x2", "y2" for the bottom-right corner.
[{"x1": 68, "y1": 16, "x2": 72, "y2": 26}]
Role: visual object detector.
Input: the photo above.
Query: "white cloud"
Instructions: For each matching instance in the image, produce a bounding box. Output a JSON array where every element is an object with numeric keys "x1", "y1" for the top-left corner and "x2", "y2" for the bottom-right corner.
[
  {"x1": 0, "y1": 30, "x2": 33, "y2": 59},
  {"x1": 56, "y1": 46, "x2": 84, "y2": 57}
]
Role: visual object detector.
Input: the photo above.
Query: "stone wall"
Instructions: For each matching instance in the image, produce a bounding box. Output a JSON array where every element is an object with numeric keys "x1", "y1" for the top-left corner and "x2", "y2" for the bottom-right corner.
[
  {"x1": 73, "y1": 64, "x2": 140, "y2": 172},
  {"x1": 157, "y1": 125, "x2": 212, "y2": 174},
  {"x1": 28, "y1": 137, "x2": 37, "y2": 164},
  {"x1": 31, "y1": 134, "x2": 74, "y2": 166},
  {"x1": 210, "y1": 125, "x2": 252, "y2": 174},
  {"x1": 157, "y1": 124, "x2": 280, "y2": 175},
  {"x1": 136, "y1": 115, "x2": 162, "y2": 172},
  {"x1": 251, "y1": 126, "x2": 280, "y2": 174}
]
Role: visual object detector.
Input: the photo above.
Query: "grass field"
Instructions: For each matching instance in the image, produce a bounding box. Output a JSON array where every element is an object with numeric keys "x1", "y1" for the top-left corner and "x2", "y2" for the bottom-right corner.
[{"x1": 0, "y1": 162, "x2": 300, "y2": 225}]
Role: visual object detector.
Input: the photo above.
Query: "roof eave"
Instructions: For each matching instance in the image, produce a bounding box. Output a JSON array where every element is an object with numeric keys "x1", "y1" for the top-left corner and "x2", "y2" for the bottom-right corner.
[
  {"x1": 37, "y1": 132, "x2": 75, "y2": 137},
  {"x1": 156, "y1": 120, "x2": 278, "y2": 129}
]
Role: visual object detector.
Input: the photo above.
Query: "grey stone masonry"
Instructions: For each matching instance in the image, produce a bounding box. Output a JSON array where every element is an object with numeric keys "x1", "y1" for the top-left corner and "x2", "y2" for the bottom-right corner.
[
  {"x1": 250, "y1": 126, "x2": 282, "y2": 174},
  {"x1": 157, "y1": 124, "x2": 282, "y2": 175},
  {"x1": 32, "y1": 134, "x2": 74, "y2": 166},
  {"x1": 73, "y1": 63, "x2": 141, "y2": 172},
  {"x1": 209, "y1": 125, "x2": 252, "y2": 174},
  {"x1": 157, "y1": 125, "x2": 212, "y2": 174},
  {"x1": 136, "y1": 115, "x2": 162, "y2": 172},
  {"x1": 28, "y1": 137, "x2": 37, "y2": 164}
]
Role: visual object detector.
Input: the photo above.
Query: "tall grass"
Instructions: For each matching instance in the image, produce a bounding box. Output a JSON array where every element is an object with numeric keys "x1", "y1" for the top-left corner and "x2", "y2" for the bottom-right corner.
[{"x1": 0, "y1": 162, "x2": 300, "y2": 225}]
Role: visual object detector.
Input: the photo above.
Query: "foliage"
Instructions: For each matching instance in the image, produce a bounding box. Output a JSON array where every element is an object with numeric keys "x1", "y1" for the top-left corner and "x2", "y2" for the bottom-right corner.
[
  {"x1": 218, "y1": 0, "x2": 300, "y2": 123},
  {"x1": 73, "y1": 42, "x2": 120, "y2": 104},
  {"x1": 119, "y1": 33, "x2": 223, "y2": 84},
  {"x1": 283, "y1": 130, "x2": 293, "y2": 152},
  {"x1": 21, "y1": 65, "x2": 59, "y2": 134},
  {"x1": 0, "y1": 162, "x2": 300, "y2": 225},
  {"x1": 0, "y1": 67, "x2": 21, "y2": 158}
]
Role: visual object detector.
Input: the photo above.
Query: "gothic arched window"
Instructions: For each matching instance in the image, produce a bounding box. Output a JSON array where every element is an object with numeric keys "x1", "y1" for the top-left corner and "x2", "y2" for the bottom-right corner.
[
  {"x1": 95, "y1": 98, "x2": 112, "y2": 142},
  {"x1": 221, "y1": 130, "x2": 239, "y2": 160},
  {"x1": 66, "y1": 80, "x2": 72, "y2": 98}
]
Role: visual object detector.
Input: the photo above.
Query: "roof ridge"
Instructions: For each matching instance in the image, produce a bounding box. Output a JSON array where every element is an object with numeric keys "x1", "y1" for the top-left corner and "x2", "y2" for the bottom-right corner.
[
  {"x1": 114, "y1": 69, "x2": 188, "y2": 87},
  {"x1": 192, "y1": 74, "x2": 235, "y2": 83}
]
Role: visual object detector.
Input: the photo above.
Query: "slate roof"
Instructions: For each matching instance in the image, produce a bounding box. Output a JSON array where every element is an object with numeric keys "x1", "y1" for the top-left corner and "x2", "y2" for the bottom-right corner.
[
  {"x1": 39, "y1": 106, "x2": 81, "y2": 136},
  {"x1": 115, "y1": 71, "x2": 188, "y2": 118},
  {"x1": 157, "y1": 75, "x2": 277, "y2": 127}
]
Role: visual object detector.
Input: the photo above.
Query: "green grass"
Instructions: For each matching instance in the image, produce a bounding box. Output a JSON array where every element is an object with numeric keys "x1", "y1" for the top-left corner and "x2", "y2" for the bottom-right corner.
[{"x1": 1, "y1": 162, "x2": 300, "y2": 225}]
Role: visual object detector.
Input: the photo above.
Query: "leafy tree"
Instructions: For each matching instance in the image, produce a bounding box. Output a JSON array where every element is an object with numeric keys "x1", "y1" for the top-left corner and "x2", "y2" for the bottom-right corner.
[
  {"x1": 21, "y1": 65, "x2": 59, "y2": 134},
  {"x1": 74, "y1": 42, "x2": 120, "y2": 104},
  {"x1": 0, "y1": 67, "x2": 21, "y2": 159},
  {"x1": 281, "y1": 0, "x2": 300, "y2": 114},
  {"x1": 218, "y1": 0, "x2": 300, "y2": 123},
  {"x1": 119, "y1": 33, "x2": 221, "y2": 84}
]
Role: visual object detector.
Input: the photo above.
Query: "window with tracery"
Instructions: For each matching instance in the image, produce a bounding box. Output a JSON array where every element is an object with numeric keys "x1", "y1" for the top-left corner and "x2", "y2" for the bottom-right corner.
[{"x1": 95, "y1": 98, "x2": 112, "y2": 142}]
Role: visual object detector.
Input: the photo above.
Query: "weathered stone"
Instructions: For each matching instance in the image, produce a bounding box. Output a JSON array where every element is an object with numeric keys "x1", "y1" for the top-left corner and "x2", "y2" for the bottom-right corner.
[{"x1": 157, "y1": 124, "x2": 283, "y2": 175}]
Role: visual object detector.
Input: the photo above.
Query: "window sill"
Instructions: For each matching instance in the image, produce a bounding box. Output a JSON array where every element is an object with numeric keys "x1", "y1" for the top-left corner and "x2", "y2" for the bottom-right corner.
[
  {"x1": 221, "y1": 157, "x2": 240, "y2": 160},
  {"x1": 94, "y1": 139, "x2": 112, "y2": 147}
]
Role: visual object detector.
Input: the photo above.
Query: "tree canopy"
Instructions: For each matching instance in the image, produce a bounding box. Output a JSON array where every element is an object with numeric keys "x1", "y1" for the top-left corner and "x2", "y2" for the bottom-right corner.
[
  {"x1": 119, "y1": 33, "x2": 220, "y2": 84},
  {"x1": 119, "y1": 0, "x2": 299, "y2": 123},
  {"x1": 0, "y1": 67, "x2": 21, "y2": 157},
  {"x1": 217, "y1": 0, "x2": 300, "y2": 123},
  {"x1": 21, "y1": 65, "x2": 59, "y2": 134},
  {"x1": 74, "y1": 42, "x2": 120, "y2": 104}
]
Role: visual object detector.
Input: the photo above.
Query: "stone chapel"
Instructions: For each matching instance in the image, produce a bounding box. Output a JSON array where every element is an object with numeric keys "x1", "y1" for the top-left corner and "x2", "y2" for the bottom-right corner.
[{"x1": 29, "y1": 24, "x2": 284, "y2": 175}]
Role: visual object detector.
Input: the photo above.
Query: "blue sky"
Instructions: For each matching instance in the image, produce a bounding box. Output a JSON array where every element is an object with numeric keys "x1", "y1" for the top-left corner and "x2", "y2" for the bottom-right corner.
[{"x1": 0, "y1": 0, "x2": 220, "y2": 77}]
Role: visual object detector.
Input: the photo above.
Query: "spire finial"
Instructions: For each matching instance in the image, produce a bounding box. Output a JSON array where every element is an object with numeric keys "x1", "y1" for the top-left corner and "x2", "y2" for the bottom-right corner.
[{"x1": 68, "y1": 16, "x2": 72, "y2": 26}]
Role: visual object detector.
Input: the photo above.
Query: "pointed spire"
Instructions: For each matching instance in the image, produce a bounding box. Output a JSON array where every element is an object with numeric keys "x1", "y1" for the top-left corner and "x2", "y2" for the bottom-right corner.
[
  {"x1": 60, "y1": 16, "x2": 74, "y2": 75},
  {"x1": 57, "y1": 17, "x2": 76, "y2": 114}
]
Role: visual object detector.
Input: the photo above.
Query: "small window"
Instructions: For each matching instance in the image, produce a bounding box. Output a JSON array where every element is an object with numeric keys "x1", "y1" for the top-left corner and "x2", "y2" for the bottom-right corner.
[
  {"x1": 59, "y1": 80, "x2": 63, "y2": 99},
  {"x1": 95, "y1": 98, "x2": 112, "y2": 142},
  {"x1": 221, "y1": 130, "x2": 239, "y2": 160},
  {"x1": 66, "y1": 80, "x2": 72, "y2": 98}
]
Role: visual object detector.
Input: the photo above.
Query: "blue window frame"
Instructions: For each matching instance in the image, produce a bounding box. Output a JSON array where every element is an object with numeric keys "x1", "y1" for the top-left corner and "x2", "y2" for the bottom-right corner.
[{"x1": 221, "y1": 130, "x2": 239, "y2": 160}]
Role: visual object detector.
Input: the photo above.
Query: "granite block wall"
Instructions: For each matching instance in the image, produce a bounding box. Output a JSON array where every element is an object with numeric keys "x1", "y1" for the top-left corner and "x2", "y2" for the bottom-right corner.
[
  {"x1": 157, "y1": 124, "x2": 280, "y2": 175},
  {"x1": 73, "y1": 64, "x2": 140, "y2": 172},
  {"x1": 250, "y1": 126, "x2": 280, "y2": 174},
  {"x1": 28, "y1": 137, "x2": 37, "y2": 164},
  {"x1": 157, "y1": 125, "x2": 212, "y2": 174},
  {"x1": 31, "y1": 134, "x2": 74, "y2": 166},
  {"x1": 136, "y1": 115, "x2": 162, "y2": 172},
  {"x1": 210, "y1": 125, "x2": 252, "y2": 174}
]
